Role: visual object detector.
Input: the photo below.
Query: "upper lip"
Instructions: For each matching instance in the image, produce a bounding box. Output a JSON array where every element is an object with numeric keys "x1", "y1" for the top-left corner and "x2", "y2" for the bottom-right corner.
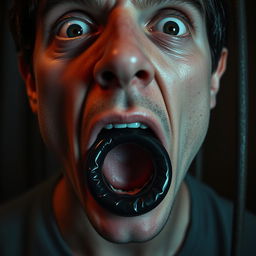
[{"x1": 85, "y1": 111, "x2": 167, "y2": 151}]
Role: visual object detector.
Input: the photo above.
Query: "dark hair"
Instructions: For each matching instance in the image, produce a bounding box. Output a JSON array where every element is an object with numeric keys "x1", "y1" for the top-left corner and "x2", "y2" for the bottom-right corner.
[
  {"x1": 9, "y1": 0, "x2": 227, "y2": 72},
  {"x1": 9, "y1": 0, "x2": 39, "y2": 66},
  {"x1": 203, "y1": 0, "x2": 228, "y2": 71}
]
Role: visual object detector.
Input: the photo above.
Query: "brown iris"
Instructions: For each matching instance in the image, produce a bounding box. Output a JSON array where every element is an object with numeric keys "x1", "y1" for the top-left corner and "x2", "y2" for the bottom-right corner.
[
  {"x1": 67, "y1": 24, "x2": 83, "y2": 37},
  {"x1": 163, "y1": 21, "x2": 180, "y2": 35}
]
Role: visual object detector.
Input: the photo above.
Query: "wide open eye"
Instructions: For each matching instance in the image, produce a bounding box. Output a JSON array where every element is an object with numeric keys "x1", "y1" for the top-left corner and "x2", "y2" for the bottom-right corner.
[
  {"x1": 57, "y1": 19, "x2": 92, "y2": 38},
  {"x1": 152, "y1": 16, "x2": 189, "y2": 36}
]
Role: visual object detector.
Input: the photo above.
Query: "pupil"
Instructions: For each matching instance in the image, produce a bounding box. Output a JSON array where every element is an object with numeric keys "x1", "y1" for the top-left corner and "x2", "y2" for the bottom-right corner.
[
  {"x1": 67, "y1": 24, "x2": 83, "y2": 37},
  {"x1": 163, "y1": 21, "x2": 179, "y2": 35}
]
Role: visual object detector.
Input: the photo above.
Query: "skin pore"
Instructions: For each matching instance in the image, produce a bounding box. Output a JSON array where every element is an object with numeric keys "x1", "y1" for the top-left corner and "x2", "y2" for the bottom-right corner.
[{"x1": 19, "y1": 0, "x2": 227, "y2": 255}]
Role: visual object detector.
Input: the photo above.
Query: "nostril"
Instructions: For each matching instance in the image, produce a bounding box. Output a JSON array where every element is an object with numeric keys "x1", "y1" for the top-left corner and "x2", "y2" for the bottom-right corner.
[
  {"x1": 135, "y1": 70, "x2": 149, "y2": 81},
  {"x1": 102, "y1": 71, "x2": 115, "y2": 82}
]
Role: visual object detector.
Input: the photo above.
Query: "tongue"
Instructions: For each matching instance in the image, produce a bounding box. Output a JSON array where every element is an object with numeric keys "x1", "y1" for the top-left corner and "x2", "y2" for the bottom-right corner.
[{"x1": 102, "y1": 143, "x2": 153, "y2": 191}]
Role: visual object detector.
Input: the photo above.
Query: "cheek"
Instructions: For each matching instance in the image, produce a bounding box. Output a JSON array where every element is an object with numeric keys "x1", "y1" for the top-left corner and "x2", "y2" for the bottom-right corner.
[
  {"x1": 178, "y1": 56, "x2": 212, "y2": 169},
  {"x1": 36, "y1": 60, "x2": 63, "y2": 142},
  {"x1": 155, "y1": 48, "x2": 212, "y2": 177},
  {"x1": 186, "y1": 54, "x2": 211, "y2": 123},
  {"x1": 32, "y1": 38, "x2": 104, "y2": 167},
  {"x1": 34, "y1": 56, "x2": 86, "y2": 165},
  {"x1": 184, "y1": 67, "x2": 211, "y2": 142}
]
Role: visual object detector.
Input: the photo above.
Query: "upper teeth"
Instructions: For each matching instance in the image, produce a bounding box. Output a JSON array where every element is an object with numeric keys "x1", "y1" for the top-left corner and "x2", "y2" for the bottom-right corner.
[{"x1": 104, "y1": 122, "x2": 148, "y2": 130}]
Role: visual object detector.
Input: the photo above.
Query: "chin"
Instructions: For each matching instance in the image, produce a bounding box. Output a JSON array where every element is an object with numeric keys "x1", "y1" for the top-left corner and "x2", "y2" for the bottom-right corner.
[{"x1": 83, "y1": 186, "x2": 173, "y2": 244}]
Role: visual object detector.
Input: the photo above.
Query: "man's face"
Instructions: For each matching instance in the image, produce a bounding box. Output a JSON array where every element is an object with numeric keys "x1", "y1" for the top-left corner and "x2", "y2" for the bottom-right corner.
[{"x1": 23, "y1": 0, "x2": 226, "y2": 243}]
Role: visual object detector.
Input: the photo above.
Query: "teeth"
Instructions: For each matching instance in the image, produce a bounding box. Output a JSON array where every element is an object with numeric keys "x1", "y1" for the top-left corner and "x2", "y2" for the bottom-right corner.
[
  {"x1": 104, "y1": 122, "x2": 148, "y2": 130},
  {"x1": 140, "y1": 124, "x2": 148, "y2": 129},
  {"x1": 104, "y1": 124, "x2": 114, "y2": 130},
  {"x1": 114, "y1": 124, "x2": 127, "y2": 129},
  {"x1": 127, "y1": 122, "x2": 140, "y2": 128}
]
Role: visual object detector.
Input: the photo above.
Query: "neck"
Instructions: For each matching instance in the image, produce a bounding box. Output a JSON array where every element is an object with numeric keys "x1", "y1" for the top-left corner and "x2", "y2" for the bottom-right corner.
[{"x1": 53, "y1": 176, "x2": 190, "y2": 256}]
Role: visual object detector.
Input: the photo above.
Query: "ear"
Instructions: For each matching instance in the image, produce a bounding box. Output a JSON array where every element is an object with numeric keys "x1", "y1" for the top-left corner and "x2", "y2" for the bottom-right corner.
[
  {"x1": 210, "y1": 48, "x2": 228, "y2": 109},
  {"x1": 18, "y1": 55, "x2": 38, "y2": 113}
]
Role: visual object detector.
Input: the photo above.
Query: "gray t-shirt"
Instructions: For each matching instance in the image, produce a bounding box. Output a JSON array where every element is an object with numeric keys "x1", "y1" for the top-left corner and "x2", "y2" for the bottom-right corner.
[{"x1": 0, "y1": 174, "x2": 255, "y2": 255}]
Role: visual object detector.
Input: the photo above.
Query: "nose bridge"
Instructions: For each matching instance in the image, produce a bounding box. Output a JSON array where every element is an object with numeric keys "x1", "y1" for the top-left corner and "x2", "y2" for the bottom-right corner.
[
  {"x1": 94, "y1": 8, "x2": 154, "y2": 89},
  {"x1": 105, "y1": 8, "x2": 142, "y2": 58}
]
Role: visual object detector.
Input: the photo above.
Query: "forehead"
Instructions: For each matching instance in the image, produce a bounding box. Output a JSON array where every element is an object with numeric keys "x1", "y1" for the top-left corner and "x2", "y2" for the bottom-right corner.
[{"x1": 41, "y1": 0, "x2": 205, "y2": 16}]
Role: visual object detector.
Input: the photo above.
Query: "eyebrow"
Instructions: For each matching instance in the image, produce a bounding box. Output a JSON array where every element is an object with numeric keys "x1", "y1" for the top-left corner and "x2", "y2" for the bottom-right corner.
[{"x1": 42, "y1": 0, "x2": 204, "y2": 17}]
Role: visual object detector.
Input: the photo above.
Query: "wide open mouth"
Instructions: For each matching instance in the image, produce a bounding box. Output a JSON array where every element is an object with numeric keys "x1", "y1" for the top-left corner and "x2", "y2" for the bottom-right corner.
[
  {"x1": 102, "y1": 142, "x2": 154, "y2": 195},
  {"x1": 84, "y1": 127, "x2": 172, "y2": 217}
]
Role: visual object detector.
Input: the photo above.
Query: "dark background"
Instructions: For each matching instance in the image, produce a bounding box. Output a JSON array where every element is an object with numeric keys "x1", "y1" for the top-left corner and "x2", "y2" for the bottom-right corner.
[{"x1": 0, "y1": 1, "x2": 255, "y2": 214}]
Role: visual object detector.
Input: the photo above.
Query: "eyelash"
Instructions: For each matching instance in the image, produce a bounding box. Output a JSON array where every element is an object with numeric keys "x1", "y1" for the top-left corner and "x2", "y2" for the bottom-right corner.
[
  {"x1": 50, "y1": 11, "x2": 95, "y2": 39},
  {"x1": 49, "y1": 7, "x2": 197, "y2": 41},
  {"x1": 149, "y1": 8, "x2": 196, "y2": 33}
]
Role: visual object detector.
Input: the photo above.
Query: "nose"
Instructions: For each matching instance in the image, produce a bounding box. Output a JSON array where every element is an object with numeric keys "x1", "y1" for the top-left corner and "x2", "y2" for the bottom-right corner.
[{"x1": 94, "y1": 26, "x2": 154, "y2": 89}]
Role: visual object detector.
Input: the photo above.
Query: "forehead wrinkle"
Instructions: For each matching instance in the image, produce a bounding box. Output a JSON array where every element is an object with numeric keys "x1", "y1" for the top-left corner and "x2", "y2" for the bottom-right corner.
[
  {"x1": 41, "y1": 0, "x2": 205, "y2": 19},
  {"x1": 133, "y1": 0, "x2": 170, "y2": 8},
  {"x1": 41, "y1": 0, "x2": 107, "y2": 16},
  {"x1": 133, "y1": 0, "x2": 204, "y2": 14}
]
